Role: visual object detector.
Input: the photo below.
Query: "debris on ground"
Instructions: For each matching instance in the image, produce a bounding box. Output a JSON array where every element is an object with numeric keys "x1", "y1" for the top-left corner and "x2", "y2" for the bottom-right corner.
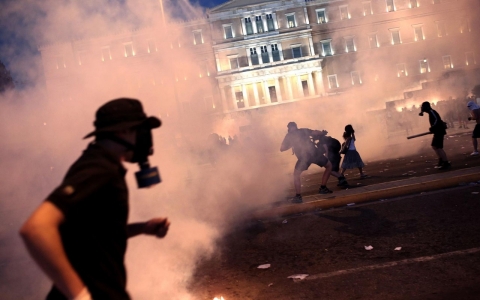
[
  {"x1": 364, "y1": 245, "x2": 373, "y2": 250},
  {"x1": 472, "y1": 192, "x2": 479, "y2": 195},
  {"x1": 258, "y1": 264, "x2": 271, "y2": 269},
  {"x1": 282, "y1": 219, "x2": 288, "y2": 224},
  {"x1": 394, "y1": 247, "x2": 402, "y2": 251},
  {"x1": 347, "y1": 203, "x2": 356, "y2": 206},
  {"x1": 287, "y1": 274, "x2": 309, "y2": 281}
]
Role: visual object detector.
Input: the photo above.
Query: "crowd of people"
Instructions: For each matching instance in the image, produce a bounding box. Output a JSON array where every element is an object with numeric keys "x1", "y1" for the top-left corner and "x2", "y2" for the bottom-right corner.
[{"x1": 281, "y1": 93, "x2": 480, "y2": 203}]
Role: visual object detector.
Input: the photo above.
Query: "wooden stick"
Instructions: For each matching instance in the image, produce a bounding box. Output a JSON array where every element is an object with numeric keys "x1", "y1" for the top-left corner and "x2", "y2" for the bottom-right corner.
[{"x1": 407, "y1": 132, "x2": 432, "y2": 139}]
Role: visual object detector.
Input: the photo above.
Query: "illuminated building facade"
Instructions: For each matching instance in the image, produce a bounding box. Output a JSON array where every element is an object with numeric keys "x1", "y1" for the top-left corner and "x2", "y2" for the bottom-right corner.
[{"x1": 39, "y1": 0, "x2": 480, "y2": 134}]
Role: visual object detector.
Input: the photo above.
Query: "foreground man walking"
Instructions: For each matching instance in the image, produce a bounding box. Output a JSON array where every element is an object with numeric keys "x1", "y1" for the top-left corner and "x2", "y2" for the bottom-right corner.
[
  {"x1": 20, "y1": 98, "x2": 170, "y2": 300},
  {"x1": 280, "y1": 122, "x2": 333, "y2": 203}
]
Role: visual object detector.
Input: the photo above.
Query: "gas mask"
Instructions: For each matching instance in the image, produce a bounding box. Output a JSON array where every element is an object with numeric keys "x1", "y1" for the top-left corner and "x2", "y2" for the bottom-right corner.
[
  {"x1": 131, "y1": 126, "x2": 161, "y2": 188},
  {"x1": 106, "y1": 126, "x2": 161, "y2": 188}
]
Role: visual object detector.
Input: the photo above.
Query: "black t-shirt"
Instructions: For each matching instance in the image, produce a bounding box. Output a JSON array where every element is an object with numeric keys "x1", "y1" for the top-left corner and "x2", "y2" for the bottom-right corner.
[
  {"x1": 318, "y1": 136, "x2": 341, "y2": 152},
  {"x1": 46, "y1": 143, "x2": 130, "y2": 300},
  {"x1": 281, "y1": 128, "x2": 319, "y2": 160},
  {"x1": 427, "y1": 109, "x2": 447, "y2": 135}
]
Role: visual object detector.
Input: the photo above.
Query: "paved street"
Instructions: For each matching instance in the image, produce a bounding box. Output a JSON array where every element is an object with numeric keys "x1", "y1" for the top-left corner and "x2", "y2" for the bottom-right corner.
[{"x1": 189, "y1": 130, "x2": 480, "y2": 299}]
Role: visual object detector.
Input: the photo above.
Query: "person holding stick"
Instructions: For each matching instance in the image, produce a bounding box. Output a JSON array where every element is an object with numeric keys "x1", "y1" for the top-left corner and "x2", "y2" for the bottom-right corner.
[{"x1": 419, "y1": 101, "x2": 450, "y2": 170}]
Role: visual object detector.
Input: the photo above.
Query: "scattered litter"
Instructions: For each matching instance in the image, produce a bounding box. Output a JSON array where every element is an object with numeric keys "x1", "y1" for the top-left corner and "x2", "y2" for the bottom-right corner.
[
  {"x1": 410, "y1": 160, "x2": 414, "y2": 163},
  {"x1": 384, "y1": 169, "x2": 389, "y2": 171},
  {"x1": 347, "y1": 203, "x2": 356, "y2": 206},
  {"x1": 402, "y1": 173, "x2": 408, "y2": 175},
  {"x1": 305, "y1": 179, "x2": 310, "y2": 181},
  {"x1": 394, "y1": 247, "x2": 402, "y2": 251},
  {"x1": 449, "y1": 136, "x2": 455, "y2": 138},
  {"x1": 425, "y1": 168, "x2": 430, "y2": 170},
  {"x1": 268, "y1": 283, "x2": 274, "y2": 287},
  {"x1": 357, "y1": 183, "x2": 361, "y2": 185},
  {"x1": 379, "y1": 171, "x2": 383, "y2": 173},
  {"x1": 282, "y1": 219, "x2": 288, "y2": 224},
  {"x1": 364, "y1": 245, "x2": 373, "y2": 251},
  {"x1": 288, "y1": 274, "x2": 309, "y2": 281},
  {"x1": 469, "y1": 182, "x2": 478, "y2": 186},
  {"x1": 258, "y1": 264, "x2": 271, "y2": 269},
  {"x1": 472, "y1": 192, "x2": 479, "y2": 195}
]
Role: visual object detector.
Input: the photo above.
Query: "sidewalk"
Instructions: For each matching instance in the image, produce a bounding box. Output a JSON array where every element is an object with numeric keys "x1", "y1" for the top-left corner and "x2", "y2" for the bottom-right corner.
[{"x1": 253, "y1": 166, "x2": 480, "y2": 220}]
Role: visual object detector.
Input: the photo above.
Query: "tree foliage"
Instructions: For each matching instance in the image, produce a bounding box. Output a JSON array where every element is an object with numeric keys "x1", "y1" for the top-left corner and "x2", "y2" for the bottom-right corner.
[{"x1": 0, "y1": 60, "x2": 15, "y2": 93}]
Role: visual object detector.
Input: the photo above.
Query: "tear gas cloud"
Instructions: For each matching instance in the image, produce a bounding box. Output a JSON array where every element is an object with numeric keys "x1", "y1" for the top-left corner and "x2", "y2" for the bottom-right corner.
[{"x1": 0, "y1": 0, "x2": 476, "y2": 298}]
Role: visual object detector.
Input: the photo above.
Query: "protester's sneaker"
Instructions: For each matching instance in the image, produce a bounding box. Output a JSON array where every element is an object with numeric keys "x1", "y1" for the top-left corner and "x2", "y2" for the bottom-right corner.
[
  {"x1": 434, "y1": 159, "x2": 443, "y2": 169},
  {"x1": 439, "y1": 162, "x2": 451, "y2": 170},
  {"x1": 319, "y1": 187, "x2": 333, "y2": 194},
  {"x1": 360, "y1": 174, "x2": 369, "y2": 179},
  {"x1": 337, "y1": 178, "x2": 349, "y2": 187},
  {"x1": 471, "y1": 151, "x2": 479, "y2": 156},
  {"x1": 290, "y1": 195, "x2": 303, "y2": 203}
]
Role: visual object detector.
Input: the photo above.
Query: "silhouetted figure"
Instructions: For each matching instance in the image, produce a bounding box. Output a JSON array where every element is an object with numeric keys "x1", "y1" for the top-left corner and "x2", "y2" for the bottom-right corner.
[
  {"x1": 419, "y1": 101, "x2": 450, "y2": 169},
  {"x1": 467, "y1": 101, "x2": 480, "y2": 155},
  {"x1": 340, "y1": 124, "x2": 366, "y2": 178}
]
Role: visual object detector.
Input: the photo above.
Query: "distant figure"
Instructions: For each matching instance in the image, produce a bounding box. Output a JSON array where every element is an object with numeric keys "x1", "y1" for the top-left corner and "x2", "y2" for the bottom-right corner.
[
  {"x1": 419, "y1": 101, "x2": 450, "y2": 169},
  {"x1": 280, "y1": 122, "x2": 333, "y2": 203},
  {"x1": 467, "y1": 101, "x2": 480, "y2": 156},
  {"x1": 456, "y1": 98, "x2": 469, "y2": 129},
  {"x1": 228, "y1": 135, "x2": 233, "y2": 145},
  {"x1": 317, "y1": 134, "x2": 349, "y2": 187},
  {"x1": 340, "y1": 124, "x2": 367, "y2": 178}
]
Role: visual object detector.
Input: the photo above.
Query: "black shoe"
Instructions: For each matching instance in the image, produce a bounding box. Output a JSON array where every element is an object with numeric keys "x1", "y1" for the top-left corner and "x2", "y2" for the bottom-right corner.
[
  {"x1": 291, "y1": 195, "x2": 303, "y2": 203},
  {"x1": 439, "y1": 162, "x2": 451, "y2": 170},
  {"x1": 319, "y1": 187, "x2": 333, "y2": 194},
  {"x1": 337, "y1": 178, "x2": 349, "y2": 187}
]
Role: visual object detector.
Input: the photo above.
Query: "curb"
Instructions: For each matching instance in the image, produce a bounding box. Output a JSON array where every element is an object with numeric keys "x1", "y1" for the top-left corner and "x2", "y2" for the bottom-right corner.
[{"x1": 253, "y1": 172, "x2": 480, "y2": 220}]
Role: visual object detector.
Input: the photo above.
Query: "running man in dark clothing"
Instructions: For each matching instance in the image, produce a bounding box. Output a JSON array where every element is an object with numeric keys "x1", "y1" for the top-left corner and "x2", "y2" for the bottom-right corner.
[
  {"x1": 280, "y1": 122, "x2": 333, "y2": 203},
  {"x1": 467, "y1": 100, "x2": 480, "y2": 155},
  {"x1": 419, "y1": 101, "x2": 450, "y2": 170},
  {"x1": 20, "y1": 98, "x2": 170, "y2": 300}
]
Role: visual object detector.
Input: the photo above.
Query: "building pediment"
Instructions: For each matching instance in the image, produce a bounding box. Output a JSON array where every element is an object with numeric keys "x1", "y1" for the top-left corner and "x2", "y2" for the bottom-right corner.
[{"x1": 209, "y1": 0, "x2": 280, "y2": 13}]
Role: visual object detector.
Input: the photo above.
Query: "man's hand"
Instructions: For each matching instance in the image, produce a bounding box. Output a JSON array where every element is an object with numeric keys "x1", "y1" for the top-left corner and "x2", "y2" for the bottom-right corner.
[{"x1": 143, "y1": 218, "x2": 170, "y2": 238}]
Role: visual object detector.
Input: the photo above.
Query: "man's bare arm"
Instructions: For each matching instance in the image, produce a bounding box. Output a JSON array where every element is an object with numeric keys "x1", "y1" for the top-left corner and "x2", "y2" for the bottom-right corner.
[
  {"x1": 19, "y1": 202, "x2": 87, "y2": 299},
  {"x1": 127, "y1": 218, "x2": 170, "y2": 238}
]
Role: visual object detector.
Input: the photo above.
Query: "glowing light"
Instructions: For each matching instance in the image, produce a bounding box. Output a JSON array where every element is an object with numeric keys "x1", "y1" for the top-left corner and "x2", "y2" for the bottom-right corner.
[
  {"x1": 213, "y1": 297, "x2": 225, "y2": 300},
  {"x1": 43, "y1": 122, "x2": 47, "y2": 125}
]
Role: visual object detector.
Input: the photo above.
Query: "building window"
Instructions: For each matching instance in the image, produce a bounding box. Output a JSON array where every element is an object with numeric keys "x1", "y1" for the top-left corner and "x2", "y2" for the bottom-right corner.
[
  {"x1": 286, "y1": 14, "x2": 296, "y2": 28},
  {"x1": 436, "y1": 21, "x2": 447, "y2": 37},
  {"x1": 413, "y1": 25, "x2": 424, "y2": 41},
  {"x1": 344, "y1": 37, "x2": 356, "y2": 52},
  {"x1": 339, "y1": 5, "x2": 350, "y2": 20},
  {"x1": 193, "y1": 31, "x2": 203, "y2": 45},
  {"x1": 124, "y1": 43, "x2": 135, "y2": 57},
  {"x1": 386, "y1": 0, "x2": 396, "y2": 12},
  {"x1": 229, "y1": 56, "x2": 239, "y2": 69},
  {"x1": 410, "y1": 0, "x2": 419, "y2": 8},
  {"x1": 245, "y1": 17, "x2": 253, "y2": 35},
  {"x1": 255, "y1": 16, "x2": 264, "y2": 33},
  {"x1": 466, "y1": 52, "x2": 476, "y2": 66},
  {"x1": 223, "y1": 25, "x2": 233, "y2": 39},
  {"x1": 271, "y1": 44, "x2": 281, "y2": 61},
  {"x1": 250, "y1": 48, "x2": 259, "y2": 65},
  {"x1": 390, "y1": 29, "x2": 401, "y2": 45},
  {"x1": 101, "y1": 47, "x2": 111, "y2": 61},
  {"x1": 362, "y1": 2, "x2": 372, "y2": 16},
  {"x1": 235, "y1": 90, "x2": 245, "y2": 109},
  {"x1": 316, "y1": 9, "x2": 327, "y2": 23},
  {"x1": 266, "y1": 14, "x2": 275, "y2": 31},
  {"x1": 321, "y1": 40, "x2": 333, "y2": 56},
  {"x1": 351, "y1": 71, "x2": 362, "y2": 85},
  {"x1": 443, "y1": 55, "x2": 453, "y2": 69},
  {"x1": 419, "y1": 59, "x2": 430, "y2": 73},
  {"x1": 327, "y1": 75, "x2": 339, "y2": 89},
  {"x1": 459, "y1": 19, "x2": 470, "y2": 33},
  {"x1": 261, "y1": 46, "x2": 269, "y2": 63},
  {"x1": 147, "y1": 40, "x2": 157, "y2": 53},
  {"x1": 397, "y1": 63, "x2": 408, "y2": 77},
  {"x1": 55, "y1": 56, "x2": 66, "y2": 69},
  {"x1": 292, "y1": 45, "x2": 302, "y2": 58},
  {"x1": 368, "y1": 33, "x2": 379, "y2": 48}
]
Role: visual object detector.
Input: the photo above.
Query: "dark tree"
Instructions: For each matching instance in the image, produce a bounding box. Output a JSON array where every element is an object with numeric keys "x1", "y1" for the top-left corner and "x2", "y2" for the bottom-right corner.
[
  {"x1": 472, "y1": 85, "x2": 480, "y2": 97},
  {"x1": 0, "y1": 60, "x2": 15, "y2": 92}
]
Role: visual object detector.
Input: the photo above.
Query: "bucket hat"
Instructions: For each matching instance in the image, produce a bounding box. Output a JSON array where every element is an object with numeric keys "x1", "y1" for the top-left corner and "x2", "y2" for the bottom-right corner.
[{"x1": 84, "y1": 98, "x2": 161, "y2": 139}]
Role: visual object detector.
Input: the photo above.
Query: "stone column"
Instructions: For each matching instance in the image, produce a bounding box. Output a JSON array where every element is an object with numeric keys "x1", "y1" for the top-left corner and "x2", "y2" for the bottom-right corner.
[
  {"x1": 241, "y1": 18, "x2": 246, "y2": 36},
  {"x1": 296, "y1": 75, "x2": 304, "y2": 98},
  {"x1": 252, "y1": 16, "x2": 257, "y2": 34},
  {"x1": 308, "y1": 37, "x2": 315, "y2": 56},
  {"x1": 275, "y1": 77, "x2": 283, "y2": 102},
  {"x1": 231, "y1": 86, "x2": 238, "y2": 110},
  {"x1": 278, "y1": 43, "x2": 285, "y2": 61},
  {"x1": 314, "y1": 71, "x2": 325, "y2": 96},
  {"x1": 304, "y1": 7, "x2": 310, "y2": 24},
  {"x1": 272, "y1": 13, "x2": 278, "y2": 30},
  {"x1": 242, "y1": 84, "x2": 250, "y2": 108},
  {"x1": 220, "y1": 85, "x2": 228, "y2": 112},
  {"x1": 307, "y1": 72, "x2": 316, "y2": 96},
  {"x1": 215, "y1": 53, "x2": 221, "y2": 71},
  {"x1": 252, "y1": 83, "x2": 260, "y2": 106},
  {"x1": 263, "y1": 81, "x2": 271, "y2": 103},
  {"x1": 285, "y1": 76, "x2": 293, "y2": 100},
  {"x1": 262, "y1": 16, "x2": 268, "y2": 32}
]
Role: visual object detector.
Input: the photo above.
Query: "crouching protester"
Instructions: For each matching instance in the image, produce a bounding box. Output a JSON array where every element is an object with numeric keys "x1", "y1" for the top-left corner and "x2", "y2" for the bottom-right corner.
[
  {"x1": 20, "y1": 98, "x2": 171, "y2": 300},
  {"x1": 280, "y1": 122, "x2": 333, "y2": 204},
  {"x1": 419, "y1": 101, "x2": 451, "y2": 170},
  {"x1": 317, "y1": 134, "x2": 349, "y2": 187}
]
